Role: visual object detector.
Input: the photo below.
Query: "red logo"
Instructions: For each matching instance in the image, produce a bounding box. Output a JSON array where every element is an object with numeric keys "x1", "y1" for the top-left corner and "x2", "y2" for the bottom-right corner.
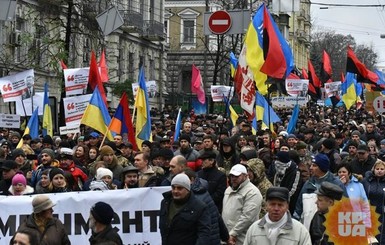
[
  {"x1": 67, "y1": 103, "x2": 75, "y2": 110},
  {"x1": 2, "y1": 84, "x2": 12, "y2": 92}
]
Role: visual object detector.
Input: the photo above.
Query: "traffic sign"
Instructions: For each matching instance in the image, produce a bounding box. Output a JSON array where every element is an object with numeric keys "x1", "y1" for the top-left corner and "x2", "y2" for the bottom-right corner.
[
  {"x1": 208, "y1": 10, "x2": 232, "y2": 34},
  {"x1": 373, "y1": 96, "x2": 385, "y2": 113}
]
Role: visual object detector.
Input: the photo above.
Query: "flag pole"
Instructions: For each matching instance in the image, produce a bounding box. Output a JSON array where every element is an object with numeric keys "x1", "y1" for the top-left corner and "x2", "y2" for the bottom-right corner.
[{"x1": 99, "y1": 127, "x2": 110, "y2": 150}]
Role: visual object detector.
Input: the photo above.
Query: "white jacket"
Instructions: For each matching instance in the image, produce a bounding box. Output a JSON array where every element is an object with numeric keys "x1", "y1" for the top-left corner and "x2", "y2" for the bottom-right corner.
[{"x1": 222, "y1": 179, "x2": 263, "y2": 245}]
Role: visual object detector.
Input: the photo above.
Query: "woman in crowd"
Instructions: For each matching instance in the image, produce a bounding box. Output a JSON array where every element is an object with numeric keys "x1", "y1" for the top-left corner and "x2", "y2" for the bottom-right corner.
[
  {"x1": 8, "y1": 173, "x2": 34, "y2": 195},
  {"x1": 90, "y1": 167, "x2": 118, "y2": 190},
  {"x1": 10, "y1": 230, "x2": 39, "y2": 245},
  {"x1": 49, "y1": 168, "x2": 70, "y2": 193},
  {"x1": 73, "y1": 145, "x2": 90, "y2": 168},
  {"x1": 368, "y1": 141, "x2": 379, "y2": 160},
  {"x1": 362, "y1": 160, "x2": 385, "y2": 244},
  {"x1": 337, "y1": 163, "x2": 371, "y2": 229},
  {"x1": 88, "y1": 146, "x2": 99, "y2": 165},
  {"x1": 34, "y1": 169, "x2": 51, "y2": 194}
]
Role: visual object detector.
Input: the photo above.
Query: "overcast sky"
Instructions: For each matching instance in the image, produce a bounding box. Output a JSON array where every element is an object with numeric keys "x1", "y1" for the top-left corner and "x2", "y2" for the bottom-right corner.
[{"x1": 310, "y1": 0, "x2": 385, "y2": 66}]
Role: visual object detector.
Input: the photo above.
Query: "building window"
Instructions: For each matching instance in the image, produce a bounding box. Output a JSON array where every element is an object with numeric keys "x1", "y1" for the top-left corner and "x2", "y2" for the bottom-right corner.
[{"x1": 182, "y1": 20, "x2": 194, "y2": 44}]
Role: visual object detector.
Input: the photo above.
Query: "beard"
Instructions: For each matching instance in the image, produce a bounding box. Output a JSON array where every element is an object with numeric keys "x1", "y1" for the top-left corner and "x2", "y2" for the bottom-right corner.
[{"x1": 88, "y1": 215, "x2": 97, "y2": 233}]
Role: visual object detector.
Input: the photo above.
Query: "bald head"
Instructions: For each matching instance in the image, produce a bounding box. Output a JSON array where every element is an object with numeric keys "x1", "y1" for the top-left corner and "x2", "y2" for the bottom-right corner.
[{"x1": 170, "y1": 155, "x2": 187, "y2": 175}]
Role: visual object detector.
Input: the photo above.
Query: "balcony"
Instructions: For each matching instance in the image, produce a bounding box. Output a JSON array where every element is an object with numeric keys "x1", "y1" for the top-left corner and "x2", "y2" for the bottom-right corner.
[
  {"x1": 141, "y1": 20, "x2": 165, "y2": 41},
  {"x1": 296, "y1": 30, "x2": 308, "y2": 42},
  {"x1": 121, "y1": 10, "x2": 143, "y2": 33},
  {"x1": 297, "y1": 9, "x2": 305, "y2": 21},
  {"x1": 304, "y1": 13, "x2": 311, "y2": 26}
]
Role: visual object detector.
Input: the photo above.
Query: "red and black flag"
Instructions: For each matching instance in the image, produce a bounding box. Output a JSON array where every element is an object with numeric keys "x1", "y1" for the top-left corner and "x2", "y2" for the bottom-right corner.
[
  {"x1": 346, "y1": 46, "x2": 378, "y2": 84},
  {"x1": 320, "y1": 50, "x2": 332, "y2": 84},
  {"x1": 308, "y1": 60, "x2": 322, "y2": 100}
]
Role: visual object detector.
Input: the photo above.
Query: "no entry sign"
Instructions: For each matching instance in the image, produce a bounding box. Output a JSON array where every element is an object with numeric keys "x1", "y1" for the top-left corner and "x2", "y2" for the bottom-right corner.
[{"x1": 208, "y1": 10, "x2": 232, "y2": 34}]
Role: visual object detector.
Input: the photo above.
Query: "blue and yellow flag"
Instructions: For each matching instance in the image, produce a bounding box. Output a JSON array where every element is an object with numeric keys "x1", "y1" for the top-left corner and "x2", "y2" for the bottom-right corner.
[
  {"x1": 230, "y1": 52, "x2": 238, "y2": 78},
  {"x1": 80, "y1": 86, "x2": 113, "y2": 140},
  {"x1": 255, "y1": 91, "x2": 280, "y2": 131},
  {"x1": 17, "y1": 107, "x2": 39, "y2": 148},
  {"x1": 287, "y1": 104, "x2": 300, "y2": 134},
  {"x1": 341, "y1": 72, "x2": 358, "y2": 110},
  {"x1": 223, "y1": 96, "x2": 238, "y2": 127},
  {"x1": 42, "y1": 83, "x2": 53, "y2": 137},
  {"x1": 135, "y1": 66, "x2": 152, "y2": 149}
]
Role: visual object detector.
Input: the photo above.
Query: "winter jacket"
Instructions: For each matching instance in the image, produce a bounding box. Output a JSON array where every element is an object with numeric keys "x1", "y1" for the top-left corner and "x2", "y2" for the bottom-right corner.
[
  {"x1": 18, "y1": 214, "x2": 71, "y2": 245},
  {"x1": 8, "y1": 185, "x2": 34, "y2": 195},
  {"x1": 349, "y1": 155, "x2": 376, "y2": 177},
  {"x1": 159, "y1": 191, "x2": 211, "y2": 245},
  {"x1": 197, "y1": 166, "x2": 227, "y2": 212},
  {"x1": 294, "y1": 171, "x2": 346, "y2": 220},
  {"x1": 309, "y1": 211, "x2": 331, "y2": 245},
  {"x1": 222, "y1": 179, "x2": 263, "y2": 245},
  {"x1": 244, "y1": 212, "x2": 311, "y2": 245},
  {"x1": 216, "y1": 141, "x2": 239, "y2": 174},
  {"x1": 89, "y1": 224, "x2": 123, "y2": 245},
  {"x1": 191, "y1": 178, "x2": 222, "y2": 245},
  {"x1": 362, "y1": 171, "x2": 385, "y2": 244}
]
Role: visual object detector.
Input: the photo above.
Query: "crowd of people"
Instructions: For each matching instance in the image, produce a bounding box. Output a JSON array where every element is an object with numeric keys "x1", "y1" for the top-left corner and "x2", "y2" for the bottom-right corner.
[{"x1": 2, "y1": 103, "x2": 385, "y2": 244}]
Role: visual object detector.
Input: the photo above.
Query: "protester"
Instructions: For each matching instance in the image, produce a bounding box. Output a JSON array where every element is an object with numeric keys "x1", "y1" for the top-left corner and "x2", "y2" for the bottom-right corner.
[
  {"x1": 10, "y1": 230, "x2": 39, "y2": 245},
  {"x1": 9, "y1": 173, "x2": 34, "y2": 195},
  {"x1": 222, "y1": 164, "x2": 263, "y2": 245},
  {"x1": 121, "y1": 165, "x2": 139, "y2": 189},
  {"x1": 17, "y1": 195, "x2": 71, "y2": 244},
  {"x1": 88, "y1": 201, "x2": 123, "y2": 245},
  {"x1": 244, "y1": 187, "x2": 311, "y2": 245},
  {"x1": 159, "y1": 173, "x2": 210, "y2": 245},
  {"x1": 0, "y1": 160, "x2": 19, "y2": 195}
]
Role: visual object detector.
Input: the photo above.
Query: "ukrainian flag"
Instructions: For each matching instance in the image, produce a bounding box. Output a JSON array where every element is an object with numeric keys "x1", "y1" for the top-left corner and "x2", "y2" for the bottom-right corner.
[
  {"x1": 135, "y1": 67, "x2": 152, "y2": 149},
  {"x1": 224, "y1": 95, "x2": 238, "y2": 127},
  {"x1": 245, "y1": 5, "x2": 268, "y2": 95},
  {"x1": 42, "y1": 83, "x2": 53, "y2": 137},
  {"x1": 80, "y1": 86, "x2": 113, "y2": 140},
  {"x1": 230, "y1": 52, "x2": 238, "y2": 78},
  {"x1": 341, "y1": 72, "x2": 358, "y2": 110},
  {"x1": 17, "y1": 107, "x2": 39, "y2": 148},
  {"x1": 256, "y1": 91, "x2": 280, "y2": 131}
]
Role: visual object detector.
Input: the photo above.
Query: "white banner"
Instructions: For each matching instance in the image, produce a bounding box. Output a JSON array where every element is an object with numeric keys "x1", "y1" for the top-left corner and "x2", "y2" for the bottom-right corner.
[
  {"x1": 15, "y1": 92, "x2": 44, "y2": 116},
  {"x1": 324, "y1": 81, "x2": 341, "y2": 98},
  {"x1": 59, "y1": 124, "x2": 80, "y2": 135},
  {"x1": 132, "y1": 80, "x2": 158, "y2": 99},
  {"x1": 0, "y1": 114, "x2": 20, "y2": 128},
  {"x1": 271, "y1": 96, "x2": 308, "y2": 108},
  {"x1": 285, "y1": 79, "x2": 309, "y2": 97},
  {"x1": 210, "y1": 85, "x2": 234, "y2": 102},
  {"x1": 63, "y1": 94, "x2": 92, "y2": 125},
  {"x1": 0, "y1": 187, "x2": 169, "y2": 244},
  {"x1": 63, "y1": 68, "x2": 89, "y2": 96},
  {"x1": 0, "y1": 69, "x2": 35, "y2": 102}
]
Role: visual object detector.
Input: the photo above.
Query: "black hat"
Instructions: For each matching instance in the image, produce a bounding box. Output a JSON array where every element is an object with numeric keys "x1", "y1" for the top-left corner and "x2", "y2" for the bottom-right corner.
[
  {"x1": 160, "y1": 136, "x2": 171, "y2": 143},
  {"x1": 49, "y1": 167, "x2": 65, "y2": 180},
  {"x1": 322, "y1": 138, "x2": 335, "y2": 150},
  {"x1": 121, "y1": 142, "x2": 133, "y2": 149},
  {"x1": 222, "y1": 138, "x2": 232, "y2": 146},
  {"x1": 158, "y1": 148, "x2": 174, "y2": 160},
  {"x1": 91, "y1": 202, "x2": 114, "y2": 225},
  {"x1": 357, "y1": 144, "x2": 369, "y2": 152},
  {"x1": 303, "y1": 128, "x2": 315, "y2": 134},
  {"x1": 266, "y1": 187, "x2": 290, "y2": 202},
  {"x1": 179, "y1": 134, "x2": 191, "y2": 143},
  {"x1": 315, "y1": 182, "x2": 344, "y2": 201},
  {"x1": 1, "y1": 141, "x2": 10, "y2": 147},
  {"x1": 276, "y1": 151, "x2": 291, "y2": 163},
  {"x1": 198, "y1": 151, "x2": 216, "y2": 160},
  {"x1": 0, "y1": 160, "x2": 18, "y2": 170},
  {"x1": 42, "y1": 135, "x2": 54, "y2": 145}
]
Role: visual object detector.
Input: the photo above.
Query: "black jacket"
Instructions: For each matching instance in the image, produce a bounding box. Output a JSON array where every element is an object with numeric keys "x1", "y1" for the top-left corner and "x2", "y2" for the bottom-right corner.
[
  {"x1": 309, "y1": 211, "x2": 332, "y2": 245},
  {"x1": 197, "y1": 166, "x2": 227, "y2": 212},
  {"x1": 89, "y1": 224, "x2": 123, "y2": 245},
  {"x1": 159, "y1": 191, "x2": 211, "y2": 245}
]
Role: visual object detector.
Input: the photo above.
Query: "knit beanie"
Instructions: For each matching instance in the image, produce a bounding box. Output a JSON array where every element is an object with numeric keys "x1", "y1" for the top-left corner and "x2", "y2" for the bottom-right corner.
[
  {"x1": 351, "y1": 130, "x2": 361, "y2": 137},
  {"x1": 99, "y1": 146, "x2": 114, "y2": 158},
  {"x1": 313, "y1": 154, "x2": 330, "y2": 173},
  {"x1": 12, "y1": 173, "x2": 27, "y2": 186},
  {"x1": 49, "y1": 167, "x2": 65, "y2": 180},
  {"x1": 10, "y1": 131, "x2": 21, "y2": 139},
  {"x1": 322, "y1": 138, "x2": 335, "y2": 150},
  {"x1": 91, "y1": 202, "x2": 114, "y2": 225},
  {"x1": 12, "y1": 148, "x2": 25, "y2": 159},
  {"x1": 96, "y1": 167, "x2": 113, "y2": 180},
  {"x1": 171, "y1": 173, "x2": 191, "y2": 191},
  {"x1": 41, "y1": 148, "x2": 55, "y2": 159}
]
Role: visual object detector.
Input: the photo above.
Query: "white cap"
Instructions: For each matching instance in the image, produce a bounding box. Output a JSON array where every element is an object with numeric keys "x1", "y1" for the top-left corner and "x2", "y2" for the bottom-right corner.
[
  {"x1": 96, "y1": 167, "x2": 113, "y2": 180},
  {"x1": 229, "y1": 164, "x2": 247, "y2": 176},
  {"x1": 278, "y1": 131, "x2": 288, "y2": 137},
  {"x1": 60, "y1": 147, "x2": 73, "y2": 156}
]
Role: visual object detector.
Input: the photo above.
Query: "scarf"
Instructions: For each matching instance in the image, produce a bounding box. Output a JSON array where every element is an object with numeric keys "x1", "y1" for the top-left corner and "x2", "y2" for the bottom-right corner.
[
  {"x1": 264, "y1": 212, "x2": 288, "y2": 245},
  {"x1": 274, "y1": 160, "x2": 291, "y2": 186}
]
